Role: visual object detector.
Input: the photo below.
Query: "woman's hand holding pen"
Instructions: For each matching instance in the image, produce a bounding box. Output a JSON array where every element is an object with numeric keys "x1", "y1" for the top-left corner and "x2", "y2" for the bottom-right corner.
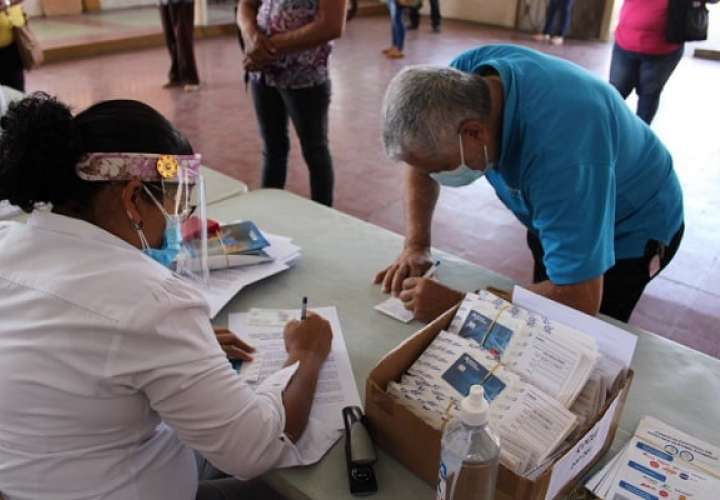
[{"x1": 283, "y1": 312, "x2": 332, "y2": 367}]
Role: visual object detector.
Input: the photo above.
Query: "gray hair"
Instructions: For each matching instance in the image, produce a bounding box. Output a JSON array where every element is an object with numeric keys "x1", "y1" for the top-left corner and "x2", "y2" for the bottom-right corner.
[{"x1": 382, "y1": 65, "x2": 491, "y2": 162}]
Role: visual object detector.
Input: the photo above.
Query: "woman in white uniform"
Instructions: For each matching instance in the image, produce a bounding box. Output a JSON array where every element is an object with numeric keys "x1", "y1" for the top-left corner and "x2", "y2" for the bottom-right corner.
[{"x1": 0, "y1": 93, "x2": 332, "y2": 500}]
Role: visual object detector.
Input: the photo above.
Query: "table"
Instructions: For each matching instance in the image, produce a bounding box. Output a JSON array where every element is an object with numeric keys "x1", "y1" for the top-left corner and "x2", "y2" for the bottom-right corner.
[{"x1": 208, "y1": 189, "x2": 720, "y2": 500}]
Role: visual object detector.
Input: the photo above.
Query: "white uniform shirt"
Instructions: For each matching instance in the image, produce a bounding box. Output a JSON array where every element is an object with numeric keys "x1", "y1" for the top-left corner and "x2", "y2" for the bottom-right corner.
[{"x1": 0, "y1": 211, "x2": 297, "y2": 500}]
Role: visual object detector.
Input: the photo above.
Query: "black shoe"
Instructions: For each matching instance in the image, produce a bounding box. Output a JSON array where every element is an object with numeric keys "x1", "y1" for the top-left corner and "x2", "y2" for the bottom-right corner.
[
  {"x1": 432, "y1": 25, "x2": 441, "y2": 33},
  {"x1": 407, "y1": 24, "x2": 419, "y2": 30}
]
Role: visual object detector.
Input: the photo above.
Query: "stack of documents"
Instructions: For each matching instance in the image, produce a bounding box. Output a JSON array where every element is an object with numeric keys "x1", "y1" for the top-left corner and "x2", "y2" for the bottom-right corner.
[
  {"x1": 586, "y1": 416, "x2": 720, "y2": 499},
  {"x1": 388, "y1": 291, "x2": 603, "y2": 475},
  {"x1": 0, "y1": 201, "x2": 21, "y2": 220},
  {"x1": 447, "y1": 291, "x2": 599, "y2": 407},
  {"x1": 203, "y1": 221, "x2": 276, "y2": 270},
  {"x1": 198, "y1": 231, "x2": 302, "y2": 317}
]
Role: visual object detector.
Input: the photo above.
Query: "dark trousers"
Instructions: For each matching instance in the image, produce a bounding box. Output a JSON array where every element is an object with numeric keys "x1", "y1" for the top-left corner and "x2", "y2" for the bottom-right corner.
[
  {"x1": 609, "y1": 43, "x2": 684, "y2": 125},
  {"x1": 194, "y1": 453, "x2": 286, "y2": 500},
  {"x1": 160, "y1": 2, "x2": 200, "y2": 85},
  {"x1": 0, "y1": 42, "x2": 25, "y2": 92},
  {"x1": 543, "y1": 0, "x2": 576, "y2": 37},
  {"x1": 526, "y1": 225, "x2": 684, "y2": 322},
  {"x1": 408, "y1": 0, "x2": 441, "y2": 29},
  {"x1": 250, "y1": 79, "x2": 334, "y2": 207}
]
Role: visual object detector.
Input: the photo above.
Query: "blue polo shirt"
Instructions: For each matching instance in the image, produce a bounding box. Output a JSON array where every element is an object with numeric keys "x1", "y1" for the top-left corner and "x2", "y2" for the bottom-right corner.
[{"x1": 450, "y1": 45, "x2": 684, "y2": 285}]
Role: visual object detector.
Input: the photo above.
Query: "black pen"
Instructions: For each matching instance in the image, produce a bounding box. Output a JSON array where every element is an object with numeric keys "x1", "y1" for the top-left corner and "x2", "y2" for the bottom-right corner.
[{"x1": 301, "y1": 296, "x2": 308, "y2": 320}]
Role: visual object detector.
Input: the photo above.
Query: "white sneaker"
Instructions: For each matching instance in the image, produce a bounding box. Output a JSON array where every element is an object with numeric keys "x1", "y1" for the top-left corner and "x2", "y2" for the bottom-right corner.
[
  {"x1": 533, "y1": 33, "x2": 550, "y2": 42},
  {"x1": 551, "y1": 36, "x2": 564, "y2": 46}
]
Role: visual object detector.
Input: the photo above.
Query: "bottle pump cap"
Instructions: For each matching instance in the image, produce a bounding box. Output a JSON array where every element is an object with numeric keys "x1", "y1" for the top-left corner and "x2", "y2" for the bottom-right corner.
[{"x1": 460, "y1": 385, "x2": 490, "y2": 426}]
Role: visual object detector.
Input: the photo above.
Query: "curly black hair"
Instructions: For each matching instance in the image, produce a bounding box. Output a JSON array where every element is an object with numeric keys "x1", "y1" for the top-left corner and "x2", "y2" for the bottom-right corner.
[{"x1": 0, "y1": 92, "x2": 193, "y2": 213}]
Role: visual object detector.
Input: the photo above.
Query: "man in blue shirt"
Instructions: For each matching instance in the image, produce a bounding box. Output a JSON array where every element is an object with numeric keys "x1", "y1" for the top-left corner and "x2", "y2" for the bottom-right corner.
[{"x1": 374, "y1": 45, "x2": 684, "y2": 322}]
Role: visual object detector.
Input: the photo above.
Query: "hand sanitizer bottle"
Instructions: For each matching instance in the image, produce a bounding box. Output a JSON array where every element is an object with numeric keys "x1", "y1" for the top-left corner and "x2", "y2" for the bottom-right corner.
[{"x1": 436, "y1": 385, "x2": 501, "y2": 500}]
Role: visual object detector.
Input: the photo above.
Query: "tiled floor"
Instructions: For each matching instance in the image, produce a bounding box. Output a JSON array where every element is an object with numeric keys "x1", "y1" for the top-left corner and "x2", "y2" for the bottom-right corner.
[{"x1": 25, "y1": 16, "x2": 720, "y2": 358}]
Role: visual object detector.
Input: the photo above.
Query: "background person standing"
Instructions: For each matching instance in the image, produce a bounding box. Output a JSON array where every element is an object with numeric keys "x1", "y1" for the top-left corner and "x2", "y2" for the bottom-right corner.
[
  {"x1": 609, "y1": 0, "x2": 719, "y2": 125},
  {"x1": 534, "y1": 0, "x2": 576, "y2": 45},
  {"x1": 0, "y1": 1, "x2": 26, "y2": 92},
  {"x1": 238, "y1": 0, "x2": 347, "y2": 207},
  {"x1": 159, "y1": 0, "x2": 200, "y2": 91},
  {"x1": 407, "y1": 0, "x2": 441, "y2": 33}
]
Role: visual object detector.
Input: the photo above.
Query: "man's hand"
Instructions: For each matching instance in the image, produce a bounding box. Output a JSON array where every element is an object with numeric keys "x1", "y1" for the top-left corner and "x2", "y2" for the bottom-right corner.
[
  {"x1": 213, "y1": 327, "x2": 256, "y2": 361},
  {"x1": 283, "y1": 312, "x2": 333, "y2": 365},
  {"x1": 398, "y1": 278, "x2": 465, "y2": 323},
  {"x1": 245, "y1": 31, "x2": 277, "y2": 65},
  {"x1": 374, "y1": 246, "x2": 433, "y2": 296}
]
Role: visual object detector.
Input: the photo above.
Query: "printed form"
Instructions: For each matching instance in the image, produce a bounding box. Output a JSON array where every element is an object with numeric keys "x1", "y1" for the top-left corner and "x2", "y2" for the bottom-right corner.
[{"x1": 229, "y1": 306, "x2": 362, "y2": 430}]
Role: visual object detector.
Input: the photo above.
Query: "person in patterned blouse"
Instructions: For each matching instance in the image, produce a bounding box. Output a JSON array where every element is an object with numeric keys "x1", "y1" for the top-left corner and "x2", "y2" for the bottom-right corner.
[{"x1": 238, "y1": 0, "x2": 348, "y2": 207}]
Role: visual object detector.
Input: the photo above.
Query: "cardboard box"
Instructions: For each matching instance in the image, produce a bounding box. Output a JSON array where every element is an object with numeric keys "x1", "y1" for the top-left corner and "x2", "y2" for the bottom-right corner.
[{"x1": 365, "y1": 305, "x2": 633, "y2": 500}]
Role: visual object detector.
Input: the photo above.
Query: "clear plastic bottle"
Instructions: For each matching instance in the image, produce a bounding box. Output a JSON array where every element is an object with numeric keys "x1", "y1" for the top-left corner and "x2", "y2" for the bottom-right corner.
[{"x1": 436, "y1": 385, "x2": 501, "y2": 500}]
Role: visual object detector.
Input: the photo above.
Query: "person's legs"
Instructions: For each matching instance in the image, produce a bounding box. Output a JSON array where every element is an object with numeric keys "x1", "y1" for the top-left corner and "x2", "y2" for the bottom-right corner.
[
  {"x1": 556, "y1": 0, "x2": 576, "y2": 37},
  {"x1": 195, "y1": 452, "x2": 287, "y2": 500},
  {"x1": 159, "y1": 4, "x2": 181, "y2": 85},
  {"x1": 609, "y1": 43, "x2": 640, "y2": 100},
  {"x1": 0, "y1": 43, "x2": 25, "y2": 92},
  {"x1": 196, "y1": 479, "x2": 287, "y2": 500},
  {"x1": 543, "y1": 0, "x2": 561, "y2": 35},
  {"x1": 250, "y1": 80, "x2": 291, "y2": 189},
  {"x1": 429, "y1": 0, "x2": 441, "y2": 30},
  {"x1": 526, "y1": 230, "x2": 550, "y2": 283},
  {"x1": 174, "y1": 1, "x2": 200, "y2": 85},
  {"x1": 408, "y1": 3, "x2": 420, "y2": 29},
  {"x1": 389, "y1": 0, "x2": 405, "y2": 50},
  {"x1": 281, "y1": 81, "x2": 335, "y2": 206},
  {"x1": 635, "y1": 46, "x2": 684, "y2": 124}
]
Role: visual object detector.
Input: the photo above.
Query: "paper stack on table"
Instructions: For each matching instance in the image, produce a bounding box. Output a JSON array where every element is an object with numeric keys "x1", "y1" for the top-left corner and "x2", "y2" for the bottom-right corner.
[
  {"x1": 586, "y1": 416, "x2": 720, "y2": 500},
  {"x1": 387, "y1": 291, "x2": 604, "y2": 476},
  {"x1": 0, "y1": 201, "x2": 21, "y2": 220},
  {"x1": 198, "y1": 232, "x2": 302, "y2": 317}
]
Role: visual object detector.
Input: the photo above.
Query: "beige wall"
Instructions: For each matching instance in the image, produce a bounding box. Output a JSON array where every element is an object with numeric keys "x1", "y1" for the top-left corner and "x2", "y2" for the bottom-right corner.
[{"x1": 418, "y1": 0, "x2": 518, "y2": 28}]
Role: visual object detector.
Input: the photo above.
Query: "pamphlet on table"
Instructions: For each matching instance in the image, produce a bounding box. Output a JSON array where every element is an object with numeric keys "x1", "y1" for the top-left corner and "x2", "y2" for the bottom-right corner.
[{"x1": 586, "y1": 416, "x2": 720, "y2": 499}]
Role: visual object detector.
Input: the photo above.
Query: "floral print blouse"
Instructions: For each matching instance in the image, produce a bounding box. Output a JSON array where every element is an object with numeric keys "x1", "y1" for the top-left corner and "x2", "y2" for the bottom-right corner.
[{"x1": 250, "y1": 0, "x2": 332, "y2": 89}]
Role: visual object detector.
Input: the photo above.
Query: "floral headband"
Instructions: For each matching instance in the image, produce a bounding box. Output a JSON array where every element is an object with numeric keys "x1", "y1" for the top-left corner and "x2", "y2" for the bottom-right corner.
[{"x1": 75, "y1": 153, "x2": 202, "y2": 182}]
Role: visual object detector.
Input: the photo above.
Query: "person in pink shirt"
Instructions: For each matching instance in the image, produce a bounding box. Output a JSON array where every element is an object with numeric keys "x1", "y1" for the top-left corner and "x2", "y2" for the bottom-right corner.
[{"x1": 609, "y1": 0, "x2": 718, "y2": 124}]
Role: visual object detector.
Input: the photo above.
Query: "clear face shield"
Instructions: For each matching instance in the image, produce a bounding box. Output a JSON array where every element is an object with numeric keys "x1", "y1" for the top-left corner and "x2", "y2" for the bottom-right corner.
[{"x1": 76, "y1": 153, "x2": 210, "y2": 284}]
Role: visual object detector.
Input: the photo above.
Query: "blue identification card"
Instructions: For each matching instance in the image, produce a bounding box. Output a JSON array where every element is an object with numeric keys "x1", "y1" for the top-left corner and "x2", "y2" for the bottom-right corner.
[
  {"x1": 442, "y1": 354, "x2": 490, "y2": 398},
  {"x1": 458, "y1": 310, "x2": 515, "y2": 355},
  {"x1": 441, "y1": 353, "x2": 507, "y2": 401}
]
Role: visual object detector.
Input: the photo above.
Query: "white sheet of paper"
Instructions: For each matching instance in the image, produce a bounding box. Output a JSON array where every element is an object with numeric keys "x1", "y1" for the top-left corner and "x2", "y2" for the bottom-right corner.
[
  {"x1": 513, "y1": 286, "x2": 637, "y2": 371},
  {"x1": 374, "y1": 296, "x2": 414, "y2": 323},
  {"x1": 199, "y1": 260, "x2": 290, "y2": 317},
  {"x1": 197, "y1": 233, "x2": 301, "y2": 317},
  {"x1": 229, "y1": 306, "x2": 362, "y2": 430}
]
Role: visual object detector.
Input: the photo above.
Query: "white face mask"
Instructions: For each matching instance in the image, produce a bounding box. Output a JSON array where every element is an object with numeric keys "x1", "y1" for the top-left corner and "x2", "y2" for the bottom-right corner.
[{"x1": 429, "y1": 134, "x2": 492, "y2": 188}]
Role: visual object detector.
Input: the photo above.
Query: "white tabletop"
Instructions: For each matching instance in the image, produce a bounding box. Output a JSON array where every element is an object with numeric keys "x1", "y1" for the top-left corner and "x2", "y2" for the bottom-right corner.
[{"x1": 207, "y1": 189, "x2": 720, "y2": 500}]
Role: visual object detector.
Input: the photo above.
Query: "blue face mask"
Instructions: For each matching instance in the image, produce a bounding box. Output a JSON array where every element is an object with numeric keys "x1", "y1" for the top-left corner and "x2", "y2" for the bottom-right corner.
[
  {"x1": 136, "y1": 186, "x2": 184, "y2": 269},
  {"x1": 143, "y1": 215, "x2": 182, "y2": 268},
  {"x1": 429, "y1": 134, "x2": 492, "y2": 188}
]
